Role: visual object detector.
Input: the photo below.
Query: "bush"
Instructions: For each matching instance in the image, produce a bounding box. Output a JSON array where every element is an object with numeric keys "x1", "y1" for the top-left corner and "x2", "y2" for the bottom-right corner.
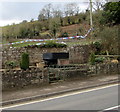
[
  {"x1": 45, "y1": 41, "x2": 56, "y2": 48},
  {"x1": 41, "y1": 41, "x2": 67, "y2": 48},
  {"x1": 100, "y1": 51, "x2": 107, "y2": 55},
  {"x1": 56, "y1": 43, "x2": 67, "y2": 48},
  {"x1": 92, "y1": 41, "x2": 102, "y2": 55},
  {"x1": 89, "y1": 53, "x2": 95, "y2": 65},
  {"x1": 61, "y1": 32, "x2": 69, "y2": 37},
  {"x1": 26, "y1": 41, "x2": 67, "y2": 48},
  {"x1": 98, "y1": 26, "x2": 119, "y2": 55},
  {"x1": 95, "y1": 57, "x2": 105, "y2": 63},
  {"x1": 20, "y1": 52, "x2": 29, "y2": 70},
  {"x1": 5, "y1": 61, "x2": 17, "y2": 69}
]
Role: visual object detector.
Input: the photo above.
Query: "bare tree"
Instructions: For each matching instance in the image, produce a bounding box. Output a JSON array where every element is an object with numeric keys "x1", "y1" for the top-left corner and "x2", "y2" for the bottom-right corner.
[
  {"x1": 38, "y1": 8, "x2": 46, "y2": 21},
  {"x1": 64, "y1": 3, "x2": 80, "y2": 16},
  {"x1": 38, "y1": 3, "x2": 53, "y2": 21},
  {"x1": 52, "y1": 5, "x2": 63, "y2": 18},
  {"x1": 45, "y1": 3, "x2": 53, "y2": 19},
  {"x1": 105, "y1": 0, "x2": 119, "y2": 2},
  {"x1": 92, "y1": 0, "x2": 105, "y2": 11}
]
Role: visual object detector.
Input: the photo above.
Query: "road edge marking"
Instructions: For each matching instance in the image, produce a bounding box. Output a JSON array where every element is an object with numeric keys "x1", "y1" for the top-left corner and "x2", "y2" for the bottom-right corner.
[
  {"x1": 2, "y1": 83, "x2": 119, "y2": 110},
  {"x1": 102, "y1": 105, "x2": 120, "y2": 111}
]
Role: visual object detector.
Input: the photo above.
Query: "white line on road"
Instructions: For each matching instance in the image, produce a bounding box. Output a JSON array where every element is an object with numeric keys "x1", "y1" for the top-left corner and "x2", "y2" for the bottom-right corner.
[
  {"x1": 101, "y1": 105, "x2": 120, "y2": 111},
  {"x1": 2, "y1": 83, "x2": 119, "y2": 110}
]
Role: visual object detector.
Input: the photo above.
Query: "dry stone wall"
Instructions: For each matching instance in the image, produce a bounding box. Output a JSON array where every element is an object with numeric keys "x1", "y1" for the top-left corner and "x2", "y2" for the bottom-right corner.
[
  {"x1": 69, "y1": 45, "x2": 90, "y2": 64},
  {"x1": 2, "y1": 68, "x2": 49, "y2": 91},
  {"x1": 49, "y1": 63, "x2": 120, "y2": 80},
  {"x1": 2, "y1": 63, "x2": 119, "y2": 91},
  {"x1": 2, "y1": 47, "x2": 68, "y2": 68},
  {"x1": 2, "y1": 45, "x2": 91, "y2": 68}
]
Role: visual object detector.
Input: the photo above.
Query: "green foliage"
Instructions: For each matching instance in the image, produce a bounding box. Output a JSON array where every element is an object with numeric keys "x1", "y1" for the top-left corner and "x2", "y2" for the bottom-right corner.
[
  {"x1": 27, "y1": 41, "x2": 67, "y2": 48},
  {"x1": 89, "y1": 53, "x2": 95, "y2": 65},
  {"x1": 49, "y1": 18, "x2": 61, "y2": 38},
  {"x1": 95, "y1": 57, "x2": 105, "y2": 63},
  {"x1": 61, "y1": 32, "x2": 69, "y2": 37},
  {"x1": 93, "y1": 41, "x2": 102, "y2": 55},
  {"x1": 92, "y1": 10, "x2": 103, "y2": 26},
  {"x1": 102, "y1": 2, "x2": 120, "y2": 25},
  {"x1": 2, "y1": 2, "x2": 119, "y2": 42},
  {"x1": 78, "y1": 13, "x2": 87, "y2": 21},
  {"x1": 98, "y1": 26, "x2": 119, "y2": 55},
  {"x1": 20, "y1": 53, "x2": 29, "y2": 70},
  {"x1": 42, "y1": 41, "x2": 67, "y2": 48},
  {"x1": 2, "y1": 7, "x2": 89, "y2": 40},
  {"x1": 5, "y1": 61, "x2": 17, "y2": 69}
]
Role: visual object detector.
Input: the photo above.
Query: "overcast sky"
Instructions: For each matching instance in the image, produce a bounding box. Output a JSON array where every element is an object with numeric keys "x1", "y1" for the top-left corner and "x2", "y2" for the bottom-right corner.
[{"x1": 0, "y1": 0, "x2": 102, "y2": 26}]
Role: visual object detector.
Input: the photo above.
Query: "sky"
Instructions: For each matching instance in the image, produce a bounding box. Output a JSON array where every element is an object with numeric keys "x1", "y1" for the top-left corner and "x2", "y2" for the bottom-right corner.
[{"x1": 0, "y1": 0, "x2": 99, "y2": 27}]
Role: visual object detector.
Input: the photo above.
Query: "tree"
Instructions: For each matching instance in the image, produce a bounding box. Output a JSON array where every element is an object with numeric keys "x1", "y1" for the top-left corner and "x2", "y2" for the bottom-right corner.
[
  {"x1": 105, "y1": 0, "x2": 119, "y2": 2},
  {"x1": 99, "y1": 26, "x2": 119, "y2": 55},
  {"x1": 92, "y1": 0, "x2": 105, "y2": 11},
  {"x1": 52, "y1": 5, "x2": 63, "y2": 18},
  {"x1": 102, "y1": 2, "x2": 120, "y2": 25},
  {"x1": 21, "y1": 20, "x2": 27, "y2": 23},
  {"x1": 64, "y1": 3, "x2": 80, "y2": 16},
  {"x1": 60, "y1": 17, "x2": 63, "y2": 26},
  {"x1": 67, "y1": 17, "x2": 71, "y2": 24},
  {"x1": 49, "y1": 17, "x2": 61, "y2": 38},
  {"x1": 38, "y1": 8, "x2": 47, "y2": 21},
  {"x1": 45, "y1": 3, "x2": 53, "y2": 19},
  {"x1": 38, "y1": 3, "x2": 53, "y2": 21}
]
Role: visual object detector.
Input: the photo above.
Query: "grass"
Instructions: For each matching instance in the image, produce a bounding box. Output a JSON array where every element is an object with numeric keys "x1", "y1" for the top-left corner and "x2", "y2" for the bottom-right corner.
[
  {"x1": 11, "y1": 42, "x2": 43, "y2": 48},
  {"x1": 3, "y1": 37, "x2": 100, "y2": 48},
  {"x1": 2, "y1": 39, "x2": 24, "y2": 45},
  {"x1": 66, "y1": 38, "x2": 100, "y2": 47}
]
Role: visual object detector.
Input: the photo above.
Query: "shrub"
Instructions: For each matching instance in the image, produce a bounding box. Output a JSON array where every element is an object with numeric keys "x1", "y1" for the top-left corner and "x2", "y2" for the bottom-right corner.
[
  {"x1": 26, "y1": 41, "x2": 67, "y2": 48},
  {"x1": 95, "y1": 57, "x2": 105, "y2": 63},
  {"x1": 41, "y1": 41, "x2": 67, "y2": 48},
  {"x1": 5, "y1": 61, "x2": 17, "y2": 69},
  {"x1": 100, "y1": 51, "x2": 107, "y2": 55},
  {"x1": 89, "y1": 53, "x2": 95, "y2": 65},
  {"x1": 20, "y1": 52, "x2": 29, "y2": 70},
  {"x1": 61, "y1": 32, "x2": 69, "y2": 37},
  {"x1": 93, "y1": 41, "x2": 102, "y2": 55},
  {"x1": 45, "y1": 41, "x2": 56, "y2": 48},
  {"x1": 56, "y1": 43, "x2": 67, "y2": 48},
  {"x1": 98, "y1": 26, "x2": 119, "y2": 55}
]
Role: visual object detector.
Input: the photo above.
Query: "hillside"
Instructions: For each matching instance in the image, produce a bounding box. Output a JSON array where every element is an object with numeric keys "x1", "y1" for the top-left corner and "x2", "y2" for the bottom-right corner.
[
  {"x1": 60, "y1": 23, "x2": 90, "y2": 37},
  {"x1": 2, "y1": 12, "x2": 90, "y2": 42}
]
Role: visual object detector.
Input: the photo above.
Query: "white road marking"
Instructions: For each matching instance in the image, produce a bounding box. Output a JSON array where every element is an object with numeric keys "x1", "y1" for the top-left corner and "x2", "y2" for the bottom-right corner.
[
  {"x1": 2, "y1": 83, "x2": 119, "y2": 110},
  {"x1": 102, "y1": 105, "x2": 120, "y2": 111}
]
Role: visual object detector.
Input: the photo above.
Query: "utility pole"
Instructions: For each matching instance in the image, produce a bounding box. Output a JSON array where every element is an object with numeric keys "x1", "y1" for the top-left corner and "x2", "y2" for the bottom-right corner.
[
  {"x1": 89, "y1": 0, "x2": 93, "y2": 39},
  {"x1": 90, "y1": 0, "x2": 93, "y2": 28}
]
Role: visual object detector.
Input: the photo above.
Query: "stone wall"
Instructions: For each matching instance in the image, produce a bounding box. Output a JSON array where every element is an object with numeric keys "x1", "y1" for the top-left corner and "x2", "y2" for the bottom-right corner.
[
  {"x1": 2, "y1": 47, "x2": 67, "y2": 68},
  {"x1": 69, "y1": 45, "x2": 91, "y2": 64},
  {"x1": 49, "y1": 63, "x2": 120, "y2": 80},
  {"x1": 2, "y1": 68, "x2": 49, "y2": 91},
  {"x1": 2, "y1": 63, "x2": 120, "y2": 91},
  {"x1": 2, "y1": 45, "x2": 91, "y2": 68},
  {"x1": 93, "y1": 63, "x2": 120, "y2": 75}
]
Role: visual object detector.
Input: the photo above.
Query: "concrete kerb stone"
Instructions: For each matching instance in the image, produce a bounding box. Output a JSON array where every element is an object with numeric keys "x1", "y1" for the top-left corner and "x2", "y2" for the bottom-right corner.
[{"x1": 1, "y1": 79, "x2": 119, "y2": 106}]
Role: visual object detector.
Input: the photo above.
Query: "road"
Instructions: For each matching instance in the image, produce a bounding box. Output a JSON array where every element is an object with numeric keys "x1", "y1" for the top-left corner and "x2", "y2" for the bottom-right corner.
[{"x1": 2, "y1": 84, "x2": 119, "y2": 111}]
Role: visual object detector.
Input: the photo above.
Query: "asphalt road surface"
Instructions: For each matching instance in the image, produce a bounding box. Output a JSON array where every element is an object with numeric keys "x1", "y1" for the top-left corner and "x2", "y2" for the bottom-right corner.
[{"x1": 2, "y1": 84, "x2": 119, "y2": 111}]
